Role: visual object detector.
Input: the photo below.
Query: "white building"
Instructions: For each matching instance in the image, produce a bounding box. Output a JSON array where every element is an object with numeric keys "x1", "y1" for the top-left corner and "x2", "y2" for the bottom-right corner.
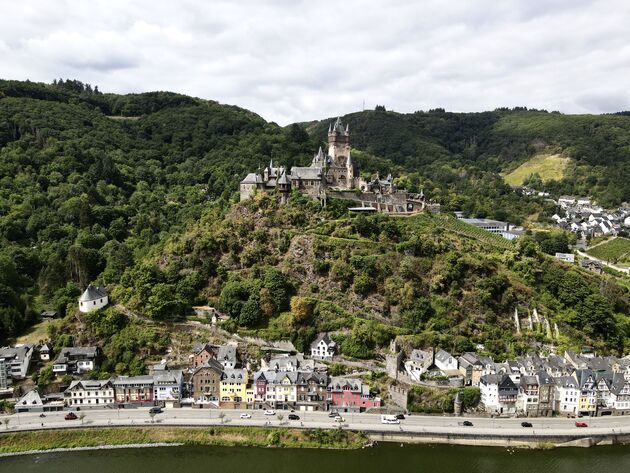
[
  {"x1": 153, "y1": 370, "x2": 183, "y2": 405},
  {"x1": 65, "y1": 379, "x2": 115, "y2": 407},
  {"x1": 79, "y1": 285, "x2": 109, "y2": 313},
  {"x1": 310, "y1": 333, "x2": 336, "y2": 360},
  {"x1": 434, "y1": 349, "x2": 458, "y2": 372},
  {"x1": 0, "y1": 345, "x2": 34, "y2": 380},
  {"x1": 405, "y1": 349, "x2": 433, "y2": 382},
  {"x1": 554, "y1": 376, "x2": 579, "y2": 414},
  {"x1": 53, "y1": 347, "x2": 98, "y2": 375}
]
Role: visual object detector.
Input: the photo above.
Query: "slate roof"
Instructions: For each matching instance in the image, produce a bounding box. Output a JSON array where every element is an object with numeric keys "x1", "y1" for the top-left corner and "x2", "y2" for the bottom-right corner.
[
  {"x1": 79, "y1": 285, "x2": 108, "y2": 302},
  {"x1": 310, "y1": 333, "x2": 335, "y2": 349},
  {"x1": 16, "y1": 390, "x2": 43, "y2": 407}
]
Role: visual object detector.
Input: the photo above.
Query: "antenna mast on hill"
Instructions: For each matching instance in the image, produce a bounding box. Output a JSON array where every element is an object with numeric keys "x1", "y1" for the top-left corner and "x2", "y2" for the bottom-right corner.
[{"x1": 362, "y1": 99, "x2": 365, "y2": 111}]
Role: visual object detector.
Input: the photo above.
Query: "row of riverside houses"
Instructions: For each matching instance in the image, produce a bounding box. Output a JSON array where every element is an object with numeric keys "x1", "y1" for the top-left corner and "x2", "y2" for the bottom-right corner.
[
  {"x1": 403, "y1": 347, "x2": 630, "y2": 417},
  {"x1": 189, "y1": 336, "x2": 380, "y2": 412},
  {"x1": 11, "y1": 332, "x2": 368, "y2": 413}
]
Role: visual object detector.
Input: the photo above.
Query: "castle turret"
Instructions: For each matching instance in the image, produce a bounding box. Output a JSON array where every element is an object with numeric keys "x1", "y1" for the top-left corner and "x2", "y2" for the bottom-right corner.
[{"x1": 277, "y1": 167, "x2": 291, "y2": 204}]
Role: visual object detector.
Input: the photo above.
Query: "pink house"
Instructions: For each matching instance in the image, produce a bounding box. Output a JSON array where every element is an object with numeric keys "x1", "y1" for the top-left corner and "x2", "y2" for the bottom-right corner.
[{"x1": 328, "y1": 377, "x2": 381, "y2": 412}]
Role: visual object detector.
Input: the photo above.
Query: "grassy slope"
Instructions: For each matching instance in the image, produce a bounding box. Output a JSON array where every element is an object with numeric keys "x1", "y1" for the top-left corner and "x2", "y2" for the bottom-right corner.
[{"x1": 503, "y1": 154, "x2": 570, "y2": 186}]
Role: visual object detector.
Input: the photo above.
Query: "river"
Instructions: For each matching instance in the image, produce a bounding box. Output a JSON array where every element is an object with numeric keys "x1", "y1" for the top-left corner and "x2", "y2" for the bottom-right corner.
[{"x1": 1, "y1": 443, "x2": 630, "y2": 472}]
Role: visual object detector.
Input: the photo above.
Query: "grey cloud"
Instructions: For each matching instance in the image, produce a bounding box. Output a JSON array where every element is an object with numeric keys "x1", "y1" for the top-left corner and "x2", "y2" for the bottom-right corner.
[{"x1": 1, "y1": 0, "x2": 629, "y2": 123}]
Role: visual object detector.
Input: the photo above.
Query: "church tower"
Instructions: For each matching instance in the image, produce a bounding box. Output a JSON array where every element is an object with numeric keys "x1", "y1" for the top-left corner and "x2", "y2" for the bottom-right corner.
[{"x1": 327, "y1": 118, "x2": 350, "y2": 166}]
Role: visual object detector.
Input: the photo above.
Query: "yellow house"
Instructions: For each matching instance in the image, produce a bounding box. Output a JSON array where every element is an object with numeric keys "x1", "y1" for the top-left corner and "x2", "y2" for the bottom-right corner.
[{"x1": 220, "y1": 368, "x2": 249, "y2": 409}]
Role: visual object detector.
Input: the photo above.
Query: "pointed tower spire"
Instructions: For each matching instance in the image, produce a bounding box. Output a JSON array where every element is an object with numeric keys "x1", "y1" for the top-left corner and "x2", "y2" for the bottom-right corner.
[
  {"x1": 328, "y1": 123, "x2": 332, "y2": 133},
  {"x1": 345, "y1": 123, "x2": 349, "y2": 133}
]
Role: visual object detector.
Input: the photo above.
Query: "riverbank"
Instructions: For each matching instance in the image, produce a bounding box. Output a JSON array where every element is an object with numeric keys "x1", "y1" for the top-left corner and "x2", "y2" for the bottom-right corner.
[{"x1": 0, "y1": 426, "x2": 368, "y2": 454}]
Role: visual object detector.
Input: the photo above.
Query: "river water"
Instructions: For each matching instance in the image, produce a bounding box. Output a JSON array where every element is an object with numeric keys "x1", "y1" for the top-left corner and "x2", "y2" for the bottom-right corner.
[{"x1": 1, "y1": 443, "x2": 629, "y2": 473}]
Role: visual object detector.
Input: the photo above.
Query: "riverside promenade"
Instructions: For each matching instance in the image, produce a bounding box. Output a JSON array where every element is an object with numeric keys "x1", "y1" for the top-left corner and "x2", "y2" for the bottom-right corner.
[{"x1": 3, "y1": 409, "x2": 630, "y2": 447}]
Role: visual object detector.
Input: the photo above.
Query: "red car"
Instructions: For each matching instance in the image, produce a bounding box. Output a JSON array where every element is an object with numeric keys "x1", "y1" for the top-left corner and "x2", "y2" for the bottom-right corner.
[
  {"x1": 64, "y1": 412, "x2": 78, "y2": 420},
  {"x1": 575, "y1": 421, "x2": 588, "y2": 427}
]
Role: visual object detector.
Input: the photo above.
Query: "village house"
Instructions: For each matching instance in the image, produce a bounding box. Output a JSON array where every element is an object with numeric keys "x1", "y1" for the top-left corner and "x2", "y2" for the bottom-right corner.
[
  {"x1": 517, "y1": 375, "x2": 540, "y2": 416},
  {"x1": 53, "y1": 346, "x2": 99, "y2": 375},
  {"x1": 537, "y1": 370, "x2": 556, "y2": 417},
  {"x1": 574, "y1": 369, "x2": 598, "y2": 417},
  {"x1": 217, "y1": 345, "x2": 239, "y2": 369},
  {"x1": 405, "y1": 349, "x2": 433, "y2": 382},
  {"x1": 328, "y1": 376, "x2": 381, "y2": 413},
  {"x1": 310, "y1": 333, "x2": 336, "y2": 360},
  {"x1": 434, "y1": 349, "x2": 458, "y2": 372},
  {"x1": 153, "y1": 370, "x2": 184, "y2": 406},
  {"x1": 0, "y1": 344, "x2": 34, "y2": 380},
  {"x1": 610, "y1": 374, "x2": 630, "y2": 415},
  {"x1": 78, "y1": 284, "x2": 108, "y2": 313},
  {"x1": 190, "y1": 343, "x2": 219, "y2": 368},
  {"x1": 14, "y1": 390, "x2": 64, "y2": 413},
  {"x1": 113, "y1": 375, "x2": 154, "y2": 405},
  {"x1": 220, "y1": 368, "x2": 251, "y2": 409},
  {"x1": 65, "y1": 379, "x2": 115, "y2": 408},
  {"x1": 296, "y1": 371, "x2": 329, "y2": 411},
  {"x1": 190, "y1": 359, "x2": 224, "y2": 404},
  {"x1": 458, "y1": 352, "x2": 484, "y2": 386},
  {"x1": 554, "y1": 376, "x2": 579, "y2": 415}
]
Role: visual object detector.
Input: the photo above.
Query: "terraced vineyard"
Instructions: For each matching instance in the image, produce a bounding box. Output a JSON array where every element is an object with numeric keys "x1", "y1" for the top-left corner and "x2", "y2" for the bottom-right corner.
[
  {"x1": 433, "y1": 215, "x2": 515, "y2": 250},
  {"x1": 587, "y1": 237, "x2": 630, "y2": 263}
]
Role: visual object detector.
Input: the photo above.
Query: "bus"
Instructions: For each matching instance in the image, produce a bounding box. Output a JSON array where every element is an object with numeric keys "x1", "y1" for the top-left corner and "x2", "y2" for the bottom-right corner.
[{"x1": 381, "y1": 415, "x2": 400, "y2": 424}]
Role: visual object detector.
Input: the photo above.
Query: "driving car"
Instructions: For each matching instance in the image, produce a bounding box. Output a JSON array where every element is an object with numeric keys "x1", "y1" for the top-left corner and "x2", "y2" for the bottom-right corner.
[
  {"x1": 288, "y1": 414, "x2": 300, "y2": 420},
  {"x1": 64, "y1": 412, "x2": 78, "y2": 420},
  {"x1": 149, "y1": 406, "x2": 162, "y2": 414},
  {"x1": 334, "y1": 415, "x2": 345, "y2": 422},
  {"x1": 240, "y1": 413, "x2": 252, "y2": 419},
  {"x1": 328, "y1": 411, "x2": 339, "y2": 418},
  {"x1": 521, "y1": 421, "x2": 533, "y2": 427},
  {"x1": 462, "y1": 420, "x2": 473, "y2": 427},
  {"x1": 264, "y1": 409, "x2": 276, "y2": 416},
  {"x1": 395, "y1": 414, "x2": 405, "y2": 420},
  {"x1": 575, "y1": 421, "x2": 588, "y2": 427}
]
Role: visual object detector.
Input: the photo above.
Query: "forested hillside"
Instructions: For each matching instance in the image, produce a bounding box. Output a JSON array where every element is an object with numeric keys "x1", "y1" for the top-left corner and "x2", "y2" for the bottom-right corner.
[
  {"x1": 114, "y1": 192, "x2": 630, "y2": 359},
  {"x1": 2, "y1": 78, "x2": 630, "y2": 357},
  {"x1": 307, "y1": 107, "x2": 630, "y2": 214}
]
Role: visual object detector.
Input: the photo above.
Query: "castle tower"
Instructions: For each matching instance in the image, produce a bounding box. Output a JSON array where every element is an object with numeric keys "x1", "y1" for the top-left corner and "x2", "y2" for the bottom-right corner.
[
  {"x1": 327, "y1": 117, "x2": 350, "y2": 166},
  {"x1": 277, "y1": 167, "x2": 291, "y2": 204}
]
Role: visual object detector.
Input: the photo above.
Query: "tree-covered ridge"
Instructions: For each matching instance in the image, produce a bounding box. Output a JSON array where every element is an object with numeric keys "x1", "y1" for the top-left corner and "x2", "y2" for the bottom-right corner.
[
  {"x1": 307, "y1": 107, "x2": 630, "y2": 211},
  {"x1": 114, "y1": 193, "x2": 630, "y2": 359},
  {"x1": 0, "y1": 79, "x2": 318, "y2": 341},
  {"x1": 2, "y1": 77, "x2": 630, "y2": 355}
]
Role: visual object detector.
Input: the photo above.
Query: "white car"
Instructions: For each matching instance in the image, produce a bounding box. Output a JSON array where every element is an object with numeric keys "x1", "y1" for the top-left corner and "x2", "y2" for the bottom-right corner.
[
  {"x1": 334, "y1": 415, "x2": 345, "y2": 422},
  {"x1": 264, "y1": 410, "x2": 276, "y2": 416},
  {"x1": 240, "y1": 413, "x2": 252, "y2": 419}
]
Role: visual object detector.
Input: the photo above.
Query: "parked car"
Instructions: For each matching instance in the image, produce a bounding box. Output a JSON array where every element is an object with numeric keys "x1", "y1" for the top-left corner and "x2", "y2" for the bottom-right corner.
[
  {"x1": 334, "y1": 415, "x2": 345, "y2": 422},
  {"x1": 288, "y1": 414, "x2": 300, "y2": 420},
  {"x1": 462, "y1": 420, "x2": 473, "y2": 427},
  {"x1": 264, "y1": 410, "x2": 276, "y2": 416},
  {"x1": 328, "y1": 411, "x2": 339, "y2": 418},
  {"x1": 39, "y1": 413, "x2": 46, "y2": 418},
  {"x1": 395, "y1": 414, "x2": 405, "y2": 420},
  {"x1": 64, "y1": 412, "x2": 78, "y2": 420},
  {"x1": 521, "y1": 422, "x2": 533, "y2": 428},
  {"x1": 240, "y1": 413, "x2": 252, "y2": 419},
  {"x1": 575, "y1": 421, "x2": 588, "y2": 427},
  {"x1": 149, "y1": 407, "x2": 163, "y2": 414}
]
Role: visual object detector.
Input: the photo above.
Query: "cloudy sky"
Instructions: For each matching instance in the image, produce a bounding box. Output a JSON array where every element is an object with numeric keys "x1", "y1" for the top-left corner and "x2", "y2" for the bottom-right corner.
[{"x1": 2, "y1": 0, "x2": 629, "y2": 124}]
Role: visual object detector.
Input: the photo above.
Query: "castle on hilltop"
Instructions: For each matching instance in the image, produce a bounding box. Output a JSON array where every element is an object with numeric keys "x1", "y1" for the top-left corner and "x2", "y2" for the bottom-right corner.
[{"x1": 240, "y1": 118, "x2": 427, "y2": 213}]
